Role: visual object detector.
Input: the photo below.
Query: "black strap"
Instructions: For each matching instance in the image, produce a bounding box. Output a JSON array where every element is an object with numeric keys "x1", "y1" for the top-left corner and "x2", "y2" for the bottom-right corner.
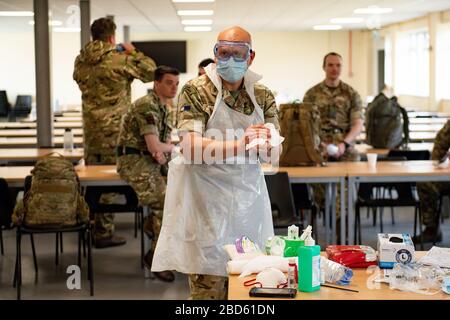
[
  {"x1": 116, "y1": 146, "x2": 150, "y2": 157},
  {"x1": 398, "y1": 104, "x2": 410, "y2": 147}
]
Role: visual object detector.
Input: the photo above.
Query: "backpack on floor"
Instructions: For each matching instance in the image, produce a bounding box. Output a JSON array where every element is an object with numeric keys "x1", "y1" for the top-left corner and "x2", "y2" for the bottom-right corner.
[
  {"x1": 365, "y1": 93, "x2": 409, "y2": 149},
  {"x1": 279, "y1": 102, "x2": 325, "y2": 166},
  {"x1": 12, "y1": 153, "x2": 89, "y2": 228}
]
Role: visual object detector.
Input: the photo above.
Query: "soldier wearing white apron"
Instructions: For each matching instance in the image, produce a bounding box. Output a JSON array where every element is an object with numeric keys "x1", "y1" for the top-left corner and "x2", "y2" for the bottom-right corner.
[{"x1": 152, "y1": 26, "x2": 281, "y2": 299}]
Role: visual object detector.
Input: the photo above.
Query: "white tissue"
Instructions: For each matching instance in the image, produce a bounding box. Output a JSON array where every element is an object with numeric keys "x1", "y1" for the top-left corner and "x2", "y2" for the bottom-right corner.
[
  {"x1": 437, "y1": 157, "x2": 449, "y2": 169},
  {"x1": 327, "y1": 144, "x2": 339, "y2": 156},
  {"x1": 245, "y1": 123, "x2": 285, "y2": 151}
]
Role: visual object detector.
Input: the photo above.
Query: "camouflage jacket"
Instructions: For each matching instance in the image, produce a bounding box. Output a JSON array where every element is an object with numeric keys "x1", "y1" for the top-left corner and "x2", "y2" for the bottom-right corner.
[
  {"x1": 432, "y1": 120, "x2": 450, "y2": 160},
  {"x1": 177, "y1": 74, "x2": 279, "y2": 134},
  {"x1": 117, "y1": 89, "x2": 173, "y2": 157},
  {"x1": 303, "y1": 80, "x2": 363, "y2": 136},
  {"x1": 73, "y1": 40, "x2": 156, "y2": 160}
]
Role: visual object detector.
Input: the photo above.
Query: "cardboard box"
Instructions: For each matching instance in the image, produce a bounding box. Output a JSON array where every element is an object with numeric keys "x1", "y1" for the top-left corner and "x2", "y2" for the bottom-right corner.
[{"x1": 377, "y1": 233, "x2": 415, "y2": 269}]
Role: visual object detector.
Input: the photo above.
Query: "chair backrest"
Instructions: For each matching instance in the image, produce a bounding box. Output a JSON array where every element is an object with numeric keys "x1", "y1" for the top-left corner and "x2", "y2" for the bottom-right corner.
[
  {"x1": 15, "y1": 95, "x2": 32, "y2": 109},
  {"x1": 387, "y1": 150, "x2": 430, "y2": 160},
  {"x1": 0, "y1": 178, "x2": 14, "y2": 228},
  {"x1": 0, "y1": 90, "x2": 10, "y2": 117},
  {"x1": 264, "y1": 172, "x2": 297, "y2": 228}
]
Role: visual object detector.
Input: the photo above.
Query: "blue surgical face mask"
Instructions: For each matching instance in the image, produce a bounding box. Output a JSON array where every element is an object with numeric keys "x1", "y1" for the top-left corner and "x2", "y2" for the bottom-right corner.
[{"x1": 216, "y1": 57, "x2": 248, "y2": 83}]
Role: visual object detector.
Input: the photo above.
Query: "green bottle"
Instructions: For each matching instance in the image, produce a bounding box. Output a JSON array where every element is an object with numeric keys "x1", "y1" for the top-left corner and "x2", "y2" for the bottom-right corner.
[{"x1": 298, "y1": 226, "x2": 321, "y2": 292}]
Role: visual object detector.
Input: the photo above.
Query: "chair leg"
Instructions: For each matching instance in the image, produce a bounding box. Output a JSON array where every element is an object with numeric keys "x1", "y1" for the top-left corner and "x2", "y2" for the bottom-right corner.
[
  {"x1": 87, "y1": 228, "x2": 94, "y2": 296},
  {"x1": 414, "y1": 205, "x2": 418, "y2": 242},
  {"x1": 0, "y1": 228, "x2": 4, "y2": 255},
  {"x1": 16, "y1": 230, "x2": 22, "y2": 300},
  {"x1": 59, "y1": 232, "x2": 64, "y2": 253},
  {"x1": 29, "y1": 234, "x2": 38, "y2": 275},
  {"x1": 389, "y1": 189, "x2": 395, "y2": 225},
  {"x1": 379, "y1": 207, "x2": 384, "y2": 233},
  {"x1": 372, "y1": 207, "x2": 377, "y2": 226},
  {"x1": 134, "y1": 212, "x2": 138, "y2": 238},
  {"x1": 55, "y1": 233, "x2": 59, "y2": 266},
  {"x1": 82, "y1": 232, "x2": 87, "y2": 258},
  {"x1": 418, "y1": 206, "x2": 424, "y2": 250},
  {"x1": 355, "y1": 206, "x2": 360, "y2": 244},
  {"x1": 78, "y1": 231, "x2": 82, "y2": 267},
  {"x1": 140, "y1": 210, "x2": 145, "y2": 269}
]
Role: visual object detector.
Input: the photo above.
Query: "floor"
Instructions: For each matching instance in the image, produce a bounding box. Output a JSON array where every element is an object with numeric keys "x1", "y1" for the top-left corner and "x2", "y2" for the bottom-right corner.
[{"x1": 0, "y1": 206, "x2": 448, "y2": 300}]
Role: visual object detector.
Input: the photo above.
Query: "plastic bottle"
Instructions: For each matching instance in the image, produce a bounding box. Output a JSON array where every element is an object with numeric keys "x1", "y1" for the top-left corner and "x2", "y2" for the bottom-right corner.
[
  {"x1": 320, "y1": 256, "x2": 353, "y2": 286},
  {"x1": 64, "y1": 128, "x2": 74, "y2": 152},
  {"x1": 287, "y1": 258, "x2": 298, "y2": 289},
  {"x1": 298, "y1": 226, "x2": 321, "y2": 292}
]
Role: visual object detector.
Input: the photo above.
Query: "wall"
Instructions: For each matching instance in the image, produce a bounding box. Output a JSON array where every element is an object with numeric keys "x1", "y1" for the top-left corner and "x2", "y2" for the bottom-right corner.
[{"x1": 1, "y1": 27, "x2": 372, "y2": 109}]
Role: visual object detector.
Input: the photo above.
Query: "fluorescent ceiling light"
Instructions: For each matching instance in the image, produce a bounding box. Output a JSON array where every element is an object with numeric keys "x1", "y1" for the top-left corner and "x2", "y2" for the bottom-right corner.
[
  {"x1": 184, "y1": 26, "x2": 212, "y2": 32},
  {"x1": 53, "y1": 27, "x2": 81, "y2": 33},
  {"x1": 177, "y1": 10, "x2": 213, "y2": 16},
  {"x1": 181, "y1": 19, "x2": 212, "y2": 25},
  {"x1": 330, "y1": 17, "x2": 364, "y2": 24},
  {"x1": 313, "y1": 25, "x2": 342, "y2": 31},
  {"x1": 173, "y1": 0, "x2": 214, "y2": 2},
  {"x1": 354, "y1": 6, "x2": 393, "y2": 14},
  {"x1": 0, "y1": 11, "x2": 34, "y2": 17},
  {"x1": 29, "y1": 20, "x2": 63, "y2": 26}
]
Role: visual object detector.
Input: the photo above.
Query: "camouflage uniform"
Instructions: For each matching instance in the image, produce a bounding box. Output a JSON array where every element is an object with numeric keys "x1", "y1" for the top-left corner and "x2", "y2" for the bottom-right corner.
[
  {"x1": 116, "y1": 90, "x2": 173, "y2": 255},
  {"x1": 417, "y1": 120, "x2": 450, "y2": 228},
  {"x1": 303, "y1": 81, "x2": 363, "y2": 218},
  {"x1": 177, "y1": 74, "x2": 280, "y2": 300},
  {"x1": 73, "y1": 40, "x2": 156, "y2": 239}
]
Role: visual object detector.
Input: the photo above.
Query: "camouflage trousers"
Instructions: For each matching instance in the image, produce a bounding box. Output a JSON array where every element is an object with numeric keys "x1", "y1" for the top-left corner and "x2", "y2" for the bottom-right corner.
[
  {"x1": 85, "y1": 153, "x2": 118, "y2": 240},
  {"x1": 188, "y1": 274, "x2": 228, "y2": 300},
  {"x1": 417, "y1": 182, "x2": 450, "y2": 228},
  {"x1": 117, "y1": 154, "x2": 166, "y2": 254}
]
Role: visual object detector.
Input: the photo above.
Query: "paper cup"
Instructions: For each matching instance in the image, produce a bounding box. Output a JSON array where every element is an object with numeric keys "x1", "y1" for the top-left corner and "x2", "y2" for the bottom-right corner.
[{"x1": 367, "y1": 153, "x2": 378, "y2": 168}]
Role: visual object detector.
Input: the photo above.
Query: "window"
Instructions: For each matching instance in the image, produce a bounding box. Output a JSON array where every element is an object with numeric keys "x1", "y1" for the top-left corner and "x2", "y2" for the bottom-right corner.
[
  {"x1": 395, "y1": 29, "x2": 430, "y2": 97},
  {"x1": 384, "y1": 36, "x2": 392, "y2": 87},
  {"x1": 436, "y1": 24, "x2": 450, "y2": 100}
]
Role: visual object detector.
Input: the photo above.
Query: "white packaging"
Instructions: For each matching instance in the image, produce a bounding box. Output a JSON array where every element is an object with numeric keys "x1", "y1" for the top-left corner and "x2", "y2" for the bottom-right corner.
[{"x1": 377, "y1": 233, "x2": 415, "y2": 269}]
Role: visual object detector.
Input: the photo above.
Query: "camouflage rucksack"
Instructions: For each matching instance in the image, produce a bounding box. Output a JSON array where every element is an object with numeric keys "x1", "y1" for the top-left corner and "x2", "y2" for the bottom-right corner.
[
  {"x1": 12, "y1": 153, "x2": 89, "y2": 228},
  {"x1": 365, "y1": 93, "x2": 409, "y2": 149},
  {"x1": 279, "y1": 102, "x2": 325, "y2": 166}
]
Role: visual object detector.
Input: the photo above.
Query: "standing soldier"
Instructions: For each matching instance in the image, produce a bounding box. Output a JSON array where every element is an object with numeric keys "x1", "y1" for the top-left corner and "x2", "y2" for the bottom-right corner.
[
  {"x1": 74, "y1": 17, "x2": 156, "y2": 248},
  {"x1": 416, "y1": 120, "x2": 450, "y2": 243},
  {"x1": 303, "y1": 52, "x2": 364, "y2": 240},
  {"x1": 117, "y1": 66, "x2": 179, "y2": 282}
]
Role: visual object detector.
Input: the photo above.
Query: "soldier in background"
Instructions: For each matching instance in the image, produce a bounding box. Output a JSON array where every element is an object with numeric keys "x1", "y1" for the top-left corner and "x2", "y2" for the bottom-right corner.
[
  {"x1": 117, "y1": 66, "x2": 179, "y2": 282},
  {"x1": 303, "y1": 52, "x2": 364, "y2": 240},
  {"x1": 73, "y1": 17, "x2": 156, "y2": 248},
  {"x1": 198, "y1": 58, "x2": 214, "y2": 76},
  {"x1": 416, "y1": 120, "x2": 450, "y2": 243}
]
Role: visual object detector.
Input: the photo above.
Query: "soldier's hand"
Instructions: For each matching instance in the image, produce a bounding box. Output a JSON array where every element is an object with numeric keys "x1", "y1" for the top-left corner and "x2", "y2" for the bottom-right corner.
[
  {"x1": 153, "y1": 152, "x2": 167, "y2": 165},
  {"x1": 335, "y1": 142, "x2": 346, "y2": 158},
  {"x1": 122, "y1": 43, "x2": 136, "y2": 54},
  {"x1": 239, "y1": 124, "x2": 271, "y2": 151}
]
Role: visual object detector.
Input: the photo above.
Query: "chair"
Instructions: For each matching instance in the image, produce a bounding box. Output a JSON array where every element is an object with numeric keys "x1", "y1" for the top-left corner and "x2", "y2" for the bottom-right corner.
[
  {"x1": 0, "y1": 178, "x2": 15, "y2": 255},
  {"x1": 13, "y1": 175, "x2": 93, "y2": 300},
  {"x1": 84, "y1": 186, "x2": 144, "y2": 268},
  {"x1": 0, "y1": 90, "x2": 11, "y2": 117},
  {"x1": 264, "y1": 172, "x2": 302, "y2": 230},
  {"x1": 11, "y1": 95, "x2": 32, "y2": 118},
  {"x1": 291, "y1": 184, "x2": 319, "y2": 240},
  {"x1": 355, "y1": 156, "x2": 424, "y2": 249}
]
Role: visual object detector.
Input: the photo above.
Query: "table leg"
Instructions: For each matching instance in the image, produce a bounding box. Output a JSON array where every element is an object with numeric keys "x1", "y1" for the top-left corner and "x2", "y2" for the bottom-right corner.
[
  {"x1": 340, "y1": 177, "x2": 346, "y2": 245},
  {"x1": 348, "y1": 177, "x2": 355, "y2": 245},
  {"x1": 324, "y1": 183, "x2": 330, "y2": 246},
  {"x1": 331, "y1": 182, "x2": 337, "y2": 244}
]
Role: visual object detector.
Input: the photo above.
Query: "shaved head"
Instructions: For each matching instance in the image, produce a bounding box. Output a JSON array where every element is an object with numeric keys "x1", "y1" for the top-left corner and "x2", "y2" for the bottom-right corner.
[{"x1": 217, "y1": 26, "x2": 252, "y2": 45}]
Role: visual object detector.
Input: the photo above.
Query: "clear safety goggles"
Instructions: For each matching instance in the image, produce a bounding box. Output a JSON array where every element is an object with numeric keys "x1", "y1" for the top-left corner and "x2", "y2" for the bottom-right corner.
[{"x1": 213, "y1": 41, "x2": 252, "y2": 62}]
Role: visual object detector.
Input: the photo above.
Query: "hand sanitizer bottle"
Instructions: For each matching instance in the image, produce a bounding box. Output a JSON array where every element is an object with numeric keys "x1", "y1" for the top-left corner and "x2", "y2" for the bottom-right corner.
[{"x1": 298, "y1": 226, "x2": 321, "y2": 292}]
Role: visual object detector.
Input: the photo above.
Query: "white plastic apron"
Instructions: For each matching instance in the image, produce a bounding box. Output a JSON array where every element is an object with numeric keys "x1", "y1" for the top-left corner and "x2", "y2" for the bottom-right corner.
[{"x1": 152, "y1": 64, "x2": 274, "y2": 277}]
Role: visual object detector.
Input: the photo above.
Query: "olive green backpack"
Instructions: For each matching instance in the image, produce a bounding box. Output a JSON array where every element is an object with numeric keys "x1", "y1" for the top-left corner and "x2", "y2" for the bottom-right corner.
[
  {"x1": 365, "y1": 93, "x2": 410, "y2": 149},
  {"x1": 279, "y1": 102, "x2": 325, "y2": 166},
  {"x1": 12, "y1": 153, "x2": 89, "y2": 228}
]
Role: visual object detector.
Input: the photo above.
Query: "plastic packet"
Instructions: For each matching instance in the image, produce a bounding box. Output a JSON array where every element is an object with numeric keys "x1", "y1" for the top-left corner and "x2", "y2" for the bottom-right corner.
[{"x1": 389, "y1": 263, "x2": 445, "y2": 295}]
